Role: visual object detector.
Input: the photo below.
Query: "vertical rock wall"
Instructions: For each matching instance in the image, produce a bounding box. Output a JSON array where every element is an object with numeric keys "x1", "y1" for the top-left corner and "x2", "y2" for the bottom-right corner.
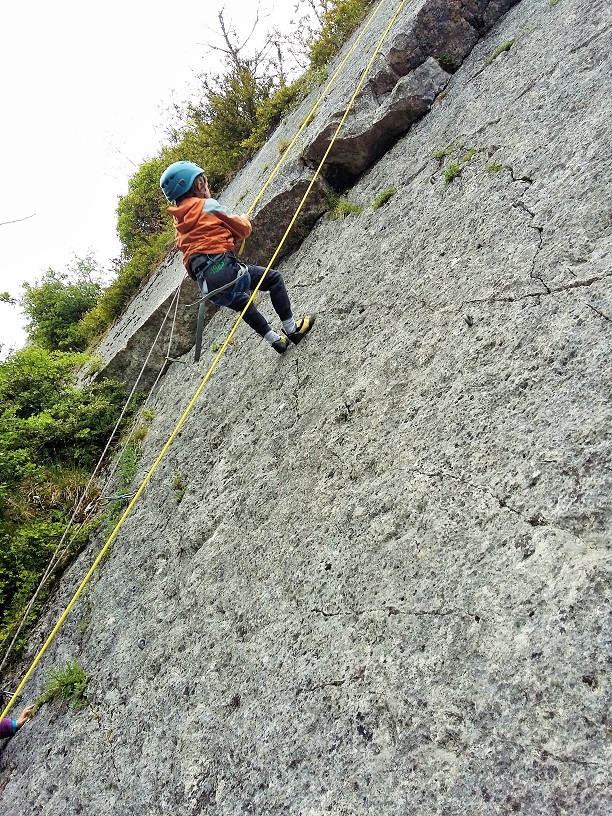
[{"x1": 1, "y1": 0, "x2": 610, "y2": 814}]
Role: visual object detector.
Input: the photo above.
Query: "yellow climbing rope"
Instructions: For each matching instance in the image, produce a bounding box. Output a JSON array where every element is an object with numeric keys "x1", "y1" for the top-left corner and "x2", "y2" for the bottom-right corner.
[
  {"x1": 1, "y1": 0, "x2": 409, "y2": 721},
  {"x1": 235, "y1": 0, "x2": 389, "y2": 255},
  {"x1": 245, "y1": 0, "x2": 389, "y2": 218}
]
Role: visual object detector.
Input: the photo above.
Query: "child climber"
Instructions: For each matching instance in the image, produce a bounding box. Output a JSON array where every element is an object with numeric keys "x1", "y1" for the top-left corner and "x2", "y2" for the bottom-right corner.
[{"x1": 160, "y1": 160, "x2": 315, "y2": 354}]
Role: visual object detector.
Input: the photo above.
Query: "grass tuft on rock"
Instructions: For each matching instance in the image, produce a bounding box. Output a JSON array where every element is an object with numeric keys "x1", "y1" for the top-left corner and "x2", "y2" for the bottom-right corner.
[
  {"x1": 372, "y1": 187, "x2": 397, "y2": 210},
  {"x1": 328, "y1": 196, "x2": 364, "y2": 220},
  {"x1": 486, "y1": 40, "x2": 515, "y2": 65},
  {"x1": 35, "y1": 661, "x2": 90, "y2": 711}
]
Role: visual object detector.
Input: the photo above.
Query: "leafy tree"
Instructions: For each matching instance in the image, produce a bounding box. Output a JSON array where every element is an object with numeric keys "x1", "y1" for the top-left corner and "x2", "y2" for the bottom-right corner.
[
  {"x1": 0, "y1": 347, "x2": 126, "y2": 501},
  {"x1": 308, "y1": 0, "x2": 371, "y2": 70},
  {"x1": 21, "y1": 255, "x2": 104, "y2": 352},
  {"x1": 116, "y1": 156, "x2": 174, "y2": 258}
]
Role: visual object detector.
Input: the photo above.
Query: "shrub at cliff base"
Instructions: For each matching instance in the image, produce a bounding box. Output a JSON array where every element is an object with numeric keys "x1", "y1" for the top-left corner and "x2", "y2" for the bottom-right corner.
[{"x1": 0, "y1": 346, "x2": 130, "y2": 665}]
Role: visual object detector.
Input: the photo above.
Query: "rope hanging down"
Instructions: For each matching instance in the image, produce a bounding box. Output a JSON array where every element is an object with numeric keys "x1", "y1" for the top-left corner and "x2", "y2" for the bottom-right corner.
[
  {"x1": 1, "y1": 0, "x2": 409, "y2": 721},
  {"x1": 0, "y1": 282, "x2": 183, "y2": 676}
]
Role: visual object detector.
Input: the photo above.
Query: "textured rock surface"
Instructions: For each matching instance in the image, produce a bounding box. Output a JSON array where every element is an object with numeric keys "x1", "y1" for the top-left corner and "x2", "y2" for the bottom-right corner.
[{"x1": 1, "y1": 0, "x2": 611, "y2": 814}]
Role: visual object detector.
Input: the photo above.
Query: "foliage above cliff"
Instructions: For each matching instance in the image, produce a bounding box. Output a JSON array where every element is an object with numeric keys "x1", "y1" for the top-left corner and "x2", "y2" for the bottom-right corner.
[
  {"x1": 77, "y1": 0, "x2": 372, "y2": 346},
  {"x1": 308, "y1": 0, "x2": 373, "y2": 69}
]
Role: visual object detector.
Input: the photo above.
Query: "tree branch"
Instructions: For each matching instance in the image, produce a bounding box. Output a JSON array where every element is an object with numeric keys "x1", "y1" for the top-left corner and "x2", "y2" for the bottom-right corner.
[{"x1": 0, "y1": 213, "x2": 36, "y2": 227}]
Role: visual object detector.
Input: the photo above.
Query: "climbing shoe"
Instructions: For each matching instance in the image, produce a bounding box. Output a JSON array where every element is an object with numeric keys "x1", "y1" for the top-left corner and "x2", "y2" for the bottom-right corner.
[
  {"x1": 272, "y1": 336, "x2": 289, "y2": 354},
  {"x1": 286, "y1": 314, "x2": 316, "y2": 345}
]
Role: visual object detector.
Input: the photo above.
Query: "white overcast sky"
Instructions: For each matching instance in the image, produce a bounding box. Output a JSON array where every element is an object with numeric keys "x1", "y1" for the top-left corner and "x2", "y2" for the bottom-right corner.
[{"x1": 0, "y1": 0, "x2": 308, "y2": 355}]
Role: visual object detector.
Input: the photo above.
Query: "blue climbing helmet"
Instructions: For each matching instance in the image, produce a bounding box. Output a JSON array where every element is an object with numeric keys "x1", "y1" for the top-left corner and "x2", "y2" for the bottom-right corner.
[{"x1": 160, "y1": 161, "x2": 205, "y2": 203}]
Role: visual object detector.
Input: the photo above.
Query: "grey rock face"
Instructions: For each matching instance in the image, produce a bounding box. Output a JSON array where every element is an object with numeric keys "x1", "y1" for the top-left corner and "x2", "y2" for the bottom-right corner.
[{"x1": 1, "y1": 0, "x2": 610, "y2": 814}]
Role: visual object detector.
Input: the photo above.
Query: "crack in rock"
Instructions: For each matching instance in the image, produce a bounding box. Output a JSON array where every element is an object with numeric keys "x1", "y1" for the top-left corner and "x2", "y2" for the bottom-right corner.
[
  {"x1": 310, "y1": 605, "x2": 473, "y2": 619},
  {"x1": 505, "y1": 166, "x2": 533, "y2": 185},
  {"x1": 296, "y1": 666, "x2": 366, "y2": 695},
  {"x1": 459, "y1": 272, "x2": 612, "y2": 310},
  {"x1": 588, "y1": 304, "x2": 611, "y2": 324},
  {"x1": 568, "y1": 26, "x2": 609, "y2": 55},
  {"x1": 407, "y1": 466, "x2": 590, "y2": 542},
  {"x1": 511, "y1": 199, "x2": 548, "y2": 291},
  {"x1": 540, "y1": 750, "x2": 605, "y2": 769}
]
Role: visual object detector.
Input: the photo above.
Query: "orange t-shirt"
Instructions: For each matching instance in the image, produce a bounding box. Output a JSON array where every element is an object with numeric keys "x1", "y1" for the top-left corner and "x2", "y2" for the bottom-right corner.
[{"x1": 167, "y1": 197, "x2": 252, "y2": 273}]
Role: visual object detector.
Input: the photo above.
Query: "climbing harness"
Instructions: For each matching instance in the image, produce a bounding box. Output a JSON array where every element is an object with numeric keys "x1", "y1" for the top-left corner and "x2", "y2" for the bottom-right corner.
[
  {"x1": 0, "y1": 0, "x2": 410, "y2": 721},
  {"x1": 189, "y1": 254, "x2": 251, "y2": 362}
]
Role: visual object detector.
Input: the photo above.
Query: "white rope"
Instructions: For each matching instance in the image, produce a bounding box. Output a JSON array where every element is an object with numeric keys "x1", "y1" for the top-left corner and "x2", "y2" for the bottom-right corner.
[
  {"x1": 0, "y1": 283, "x2": 183, "y2": 676},
  {"x1": 100, "y1": 278, "x2": 184, "y2": 491},
  {"x1": 165, "y1": 277, "x2": 182, "y2": 360}
]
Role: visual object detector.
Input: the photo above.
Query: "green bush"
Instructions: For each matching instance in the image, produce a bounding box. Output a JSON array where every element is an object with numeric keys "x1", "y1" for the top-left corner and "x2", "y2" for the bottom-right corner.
[
  {"x1": 118, "y1": 442, "x2": 142, "y2": 489},
  {"x1": 308, "y1": 0, "x2": 372, "y2": 70},
  {"x1": 436, "y1": 52, "x2": 462, "y2": 72},
  {"x1": 172, "y1": 472, "x2": 187, "y2": 504},
  {"x1": 240, "y1": 72, "x2": 322, "y2": 158},
  {"x1": 0, "y1": 346, "x2": 133, "y2": 665},
  {"x1": 20, "y1": 256, "x2": 104, "y2": 352},
  {"x1": 434, "y1": 145, "x2": 455, "y2": 159}
]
